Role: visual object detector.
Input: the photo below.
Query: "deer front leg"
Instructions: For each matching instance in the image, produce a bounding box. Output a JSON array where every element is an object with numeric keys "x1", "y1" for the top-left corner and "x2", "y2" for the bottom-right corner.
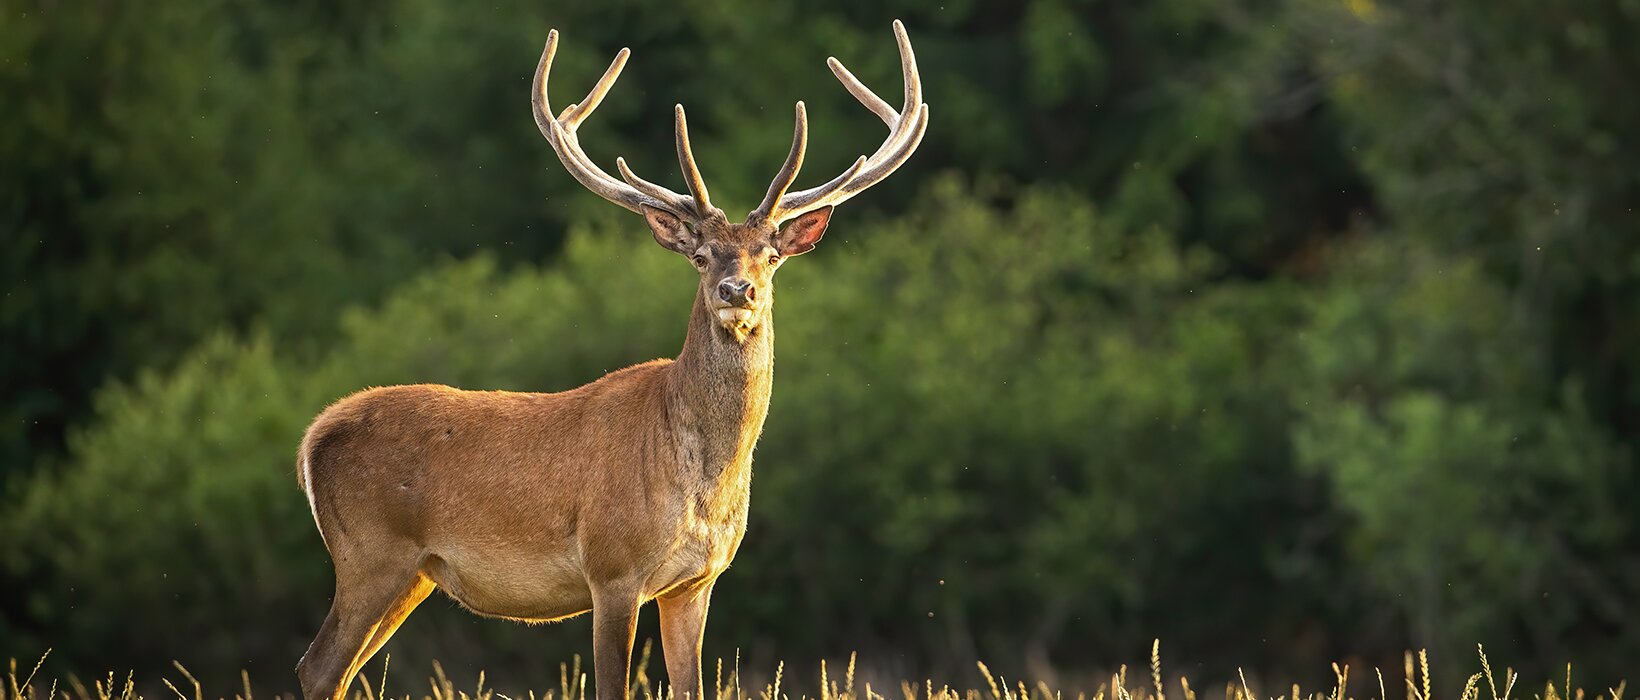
[
  {"x1": 591, "y1": 584, "x2": 642, "y2": 700},
  {"x1": 657, "y1": 580, "x2": 715, "y2": 700}
]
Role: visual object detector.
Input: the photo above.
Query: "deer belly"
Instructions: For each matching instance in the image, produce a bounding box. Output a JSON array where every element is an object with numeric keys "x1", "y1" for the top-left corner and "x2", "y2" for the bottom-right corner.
[{"x1": 424, "y1": 544, "x2": 593, "y2": 622}]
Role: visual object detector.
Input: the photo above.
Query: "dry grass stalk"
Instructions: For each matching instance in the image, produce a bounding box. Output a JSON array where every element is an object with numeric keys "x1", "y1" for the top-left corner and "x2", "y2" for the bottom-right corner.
[
  {"x1": 1151, "y1": 642, "x2": 1164, "y2": 700},
  {"x1": 0, "y1": 645, "x2": 1630, "y2": 700},
  {"x1": 977, "y1": 663, "x2": 1003, "y2": 700}
]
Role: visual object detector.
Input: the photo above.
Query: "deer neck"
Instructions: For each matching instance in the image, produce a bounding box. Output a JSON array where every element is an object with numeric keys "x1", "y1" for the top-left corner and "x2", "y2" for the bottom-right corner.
[{"x1": 666, "y1": 289, "x2": 774, "y2": 485}]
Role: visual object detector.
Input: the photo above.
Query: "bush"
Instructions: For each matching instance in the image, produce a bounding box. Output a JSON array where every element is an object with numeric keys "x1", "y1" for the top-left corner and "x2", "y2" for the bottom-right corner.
[
  {"x1": 4, "y1": 177, "x2": 1631, "y2": 685},
  {"x1": 1289, "y1": 237, "x2": 1629, "y2": 666}
]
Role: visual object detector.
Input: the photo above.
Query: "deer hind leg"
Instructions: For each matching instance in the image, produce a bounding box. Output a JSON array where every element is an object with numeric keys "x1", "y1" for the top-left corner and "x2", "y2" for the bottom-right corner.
[
  {"x1": 349, "y1": 573, "x2": 436, "y2": 686},
  {"x1": 297, "y1": 556, "x2": 429, "y2": 700}
]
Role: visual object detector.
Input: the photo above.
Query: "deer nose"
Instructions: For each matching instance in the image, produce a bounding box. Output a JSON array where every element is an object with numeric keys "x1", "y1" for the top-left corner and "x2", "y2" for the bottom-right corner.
[{"x1": 717, "y1": 278, "x2": 755, "y2": 306}]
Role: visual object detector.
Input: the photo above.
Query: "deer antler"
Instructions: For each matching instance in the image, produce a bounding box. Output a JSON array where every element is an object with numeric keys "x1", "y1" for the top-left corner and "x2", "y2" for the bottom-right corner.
[
  {"x1": 532, "y1": 30, "x2": 721, "y2": 222},
  {"x1": 535, "y1": 21, "x2": 926, "y2": 229},
  {"x1": 747, "y1": 19, "x2": 930, "y2": 227}
]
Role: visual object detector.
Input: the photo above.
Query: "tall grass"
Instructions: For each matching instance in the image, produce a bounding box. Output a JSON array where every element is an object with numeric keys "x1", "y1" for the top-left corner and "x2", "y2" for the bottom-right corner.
[{"x1": 3, "y1": 644, "x2": 1624, "y2": 700}]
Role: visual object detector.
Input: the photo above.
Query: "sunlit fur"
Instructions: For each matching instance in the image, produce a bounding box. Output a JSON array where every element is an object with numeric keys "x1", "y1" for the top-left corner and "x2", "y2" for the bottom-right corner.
[
  {"x1": 298, "y1": 18, "x2": 918, "y2": 700},
  {"x1": 293, "y1": 209, "x2": 829, "y2": 700}
]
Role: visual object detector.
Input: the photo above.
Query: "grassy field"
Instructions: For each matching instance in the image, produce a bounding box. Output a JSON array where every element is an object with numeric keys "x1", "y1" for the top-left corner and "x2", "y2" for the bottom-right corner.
[{"x1": 3, "y1": 644, "x2": 1624, "y2": 700}]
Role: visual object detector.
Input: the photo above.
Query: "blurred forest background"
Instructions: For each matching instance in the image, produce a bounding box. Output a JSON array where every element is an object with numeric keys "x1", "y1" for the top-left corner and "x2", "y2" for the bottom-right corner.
[{"x1": 3, "y1": 0, "x2": 1638, "y2": 693}]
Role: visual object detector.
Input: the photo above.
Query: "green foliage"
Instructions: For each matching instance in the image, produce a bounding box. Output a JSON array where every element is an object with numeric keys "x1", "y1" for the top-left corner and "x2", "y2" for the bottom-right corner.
[
  {"x1": 11, "y1": 176, "x2": 1627, "y2": 682},
  {"x1": 1304, "y1": 0, "x2": 1640, "y2": 444},
  {"x1": 4, "y1": 0, "x2": 1640, "y2": 688},
  {"x1": 745, "y1": 179, "x2": 1317, "y2": 667},
  {"x1": 2, "y1": 334, "x2": 330, "y2": 668},
  {"x1": 1290, "y1": 238, "x2": 1628, "y2": 663},
  {"x1": 0, "y1": 1, "x2": 558, "y2": 470},
  {"x1": 6, "y1": 179, "x2": 1288, "y2": 676}
]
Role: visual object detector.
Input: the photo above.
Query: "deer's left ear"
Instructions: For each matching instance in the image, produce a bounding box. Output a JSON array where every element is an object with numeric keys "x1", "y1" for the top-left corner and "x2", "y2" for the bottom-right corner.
[{"x1": 773, "y1": 206, "x2": 832, "y2": 256}]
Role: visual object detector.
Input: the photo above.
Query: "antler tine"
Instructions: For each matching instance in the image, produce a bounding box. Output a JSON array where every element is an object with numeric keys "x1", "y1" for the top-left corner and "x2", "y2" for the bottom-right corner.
[
  {"x1": 615, "y1": 156, "x2": 698, "y2": 214},
  {"x1": 758, "y1": 19, "x2": 929, "y2": 225},
  {"x1": 892, "y1": 19, "x2": 921, "y2": 121},
  {"x1": 824, "y1": 22, "x2": 919, "y2": 127},
  {"x1": 827, "y1": 58, "x2": 898, "y2": 126},
  {"x1": 748, "y1": 102, "x2": 809, "y2": 224},
  {"x1": 531, "y1": 30, "x2": 565, "y2": 140},
  {"x1": 674, "y1": 105, "x2": 719, "y2": 219},
  {"x1": 559, "y1": 47, "x2": 630, "y2": 129},
  {"x1": 532, "y1": 30, "x2": 699, "y2": 218}
]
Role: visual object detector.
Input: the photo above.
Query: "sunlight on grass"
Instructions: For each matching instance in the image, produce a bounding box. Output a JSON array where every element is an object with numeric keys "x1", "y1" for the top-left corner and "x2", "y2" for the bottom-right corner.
[{"x1": 3, "y1": 643, "x2": 1625, "y2": 700}]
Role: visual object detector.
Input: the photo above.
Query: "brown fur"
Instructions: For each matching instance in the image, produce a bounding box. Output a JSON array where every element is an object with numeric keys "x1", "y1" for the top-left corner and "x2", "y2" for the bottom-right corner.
[
  {"x1": 299, "y1": 19, "x2": 926, "y2": 698},
  {"x1": 294, "y1": 212, "x2": 829, "y2": 700}
]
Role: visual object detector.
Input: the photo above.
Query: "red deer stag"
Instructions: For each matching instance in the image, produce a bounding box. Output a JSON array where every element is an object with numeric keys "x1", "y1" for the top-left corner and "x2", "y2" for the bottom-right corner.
[{"x1": 294, "y1": 20, "x2": 928, "y2": 700}]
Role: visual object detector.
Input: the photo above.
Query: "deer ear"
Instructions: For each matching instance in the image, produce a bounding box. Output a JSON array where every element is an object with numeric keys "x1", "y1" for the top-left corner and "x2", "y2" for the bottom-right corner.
[
  {"x1": 642, "y1": 204, "x2": 697, "y2": 255},
  {"x1": 774, "y1": 206, "x2": 832, "y2": 256}
]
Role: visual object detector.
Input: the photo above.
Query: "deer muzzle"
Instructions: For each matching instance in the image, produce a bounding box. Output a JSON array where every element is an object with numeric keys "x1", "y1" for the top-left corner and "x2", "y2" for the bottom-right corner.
[{"x1": 717, "y1": 278, "x2": 755, "y2": 307}]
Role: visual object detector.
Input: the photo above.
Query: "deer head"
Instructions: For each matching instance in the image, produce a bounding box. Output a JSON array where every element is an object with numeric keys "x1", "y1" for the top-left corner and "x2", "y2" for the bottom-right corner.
[{"x1": 531, "y1": 21, "x2": 929, "y2": 342}]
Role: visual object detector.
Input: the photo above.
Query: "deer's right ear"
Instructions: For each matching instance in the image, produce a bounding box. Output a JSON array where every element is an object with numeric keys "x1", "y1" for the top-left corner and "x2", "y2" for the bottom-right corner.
[{"x1": 642, "y1": 204, "x2": 697, "y2": 255}]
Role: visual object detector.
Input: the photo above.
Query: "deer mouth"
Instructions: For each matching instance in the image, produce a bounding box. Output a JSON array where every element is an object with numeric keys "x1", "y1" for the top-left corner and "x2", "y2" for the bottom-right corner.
[{"x1": 715, "y1": 306, "x2": 756, "y2": 326}]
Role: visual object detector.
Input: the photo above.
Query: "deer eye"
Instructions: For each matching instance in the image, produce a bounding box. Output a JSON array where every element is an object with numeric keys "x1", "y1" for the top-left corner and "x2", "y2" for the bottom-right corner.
[
  {"x1": 768, "y1": 254, "x2": 782, "y2": 266},
  {"x1": 693, "y1": 254, "x2": 707, "y2": 267}
]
